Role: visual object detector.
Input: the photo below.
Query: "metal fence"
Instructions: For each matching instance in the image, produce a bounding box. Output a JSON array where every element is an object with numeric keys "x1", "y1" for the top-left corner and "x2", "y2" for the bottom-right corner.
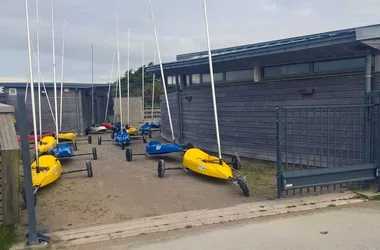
[{"x1": 276, "y1": 103, "x2": 380, "y2": 198}]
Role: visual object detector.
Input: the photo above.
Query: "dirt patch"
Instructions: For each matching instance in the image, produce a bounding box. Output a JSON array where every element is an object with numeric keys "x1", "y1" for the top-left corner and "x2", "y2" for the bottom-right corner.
[{"x1": 19, "y1": 132, "x2": 276, "y2": 233}]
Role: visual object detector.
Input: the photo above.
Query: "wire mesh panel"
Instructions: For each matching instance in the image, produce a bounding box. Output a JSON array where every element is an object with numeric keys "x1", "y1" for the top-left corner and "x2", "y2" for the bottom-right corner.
[{"x1": 276, "y1": 104, "x2": 380, "y2": 198}]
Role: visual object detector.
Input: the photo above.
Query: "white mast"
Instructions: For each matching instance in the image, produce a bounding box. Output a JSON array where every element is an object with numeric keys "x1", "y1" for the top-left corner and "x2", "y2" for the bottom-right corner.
[
  {"x1": 105, "y1": 50, "x2": 116, "y2": 121},
  {"x1": 59, "y1": 19, "x2": 65, "y2": 131},
  {"x1": 203, "y1": 0, "x2": 221, "y2": 161},
  {"x1": 91, "y1": 43, "x2": 94, "y2": 125},
  {"x1": 127, "y1": 28, "x2": 130, "y2": 125},
  {"x1": 36, "y1": 0, "x2": 42, "y2": 138},
  {"x1": 142, "y1": 40, "x2": 144, "y2": 122},
  {"x1": 148, "y1": 0, "x2": 175, "y2": 142},
  {"x1": 116, "y1": 13, "x2": 122, "y2": 126},
  {"x1": 151, "y1": 50, "x2": 156, "y2": 123},
  {"x1": 31, "y1": 39, "x2": 56, "y2": 124},
  {"x1": 51, "y1": 0, "x2": 59, "y2": 144},
  {"x1": 25, "y1": 0, "x2": 39, "y2": 166}
]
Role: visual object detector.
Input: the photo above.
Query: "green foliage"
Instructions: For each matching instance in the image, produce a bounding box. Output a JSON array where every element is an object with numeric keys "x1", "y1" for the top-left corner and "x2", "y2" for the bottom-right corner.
[
  {"x1": 113, "y1": 62, "x2": 162, "y2": 107},
  {"x1": 0, "y1": 226, "x2": 15, "y2": 250}
]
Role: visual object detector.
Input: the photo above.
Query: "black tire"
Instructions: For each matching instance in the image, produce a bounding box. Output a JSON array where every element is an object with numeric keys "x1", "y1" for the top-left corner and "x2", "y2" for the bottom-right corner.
[
  {"x1": 232, "y1": 154, "x2": 241, "y2": 170},
  {"x1": 86, "y1": 161, "x2": 93, "y2": 178},
  {"x1": 73, "y1": 140, "x2": 78, "y2": 151},
  {"x1": 98, "y1": 136, "x2": 102, "y2": 145},
  {"x1": 22, "y1": 185, "x2": 36, "y2": 208},
  {"x1": 111, "y1": 132, "x2": 115, "y2": 140},
  {"x1": 126, "y1": 148, "x2": 132, "y2": 161},
  {"x1": 92, "y1": 147, "x2": 97, "y2": 160},
  {"x1": 88, "y1": 135, "x2": 92, "y2": 144},
  {"x1": 121, "y1": 143, "x2": 125, "y2": 150},
  {"x1": 237, "y1": 176, "x2": 249, "y2": 197},
  {"x1": 158, "y1": 159, "x2": 165, "y2": 178},
  {"x1": 149, "y1": 130, "x2": 152, "y2": 138},
  {"x1": 143, "y1": 135, "x2": 147, "y2": 144}
]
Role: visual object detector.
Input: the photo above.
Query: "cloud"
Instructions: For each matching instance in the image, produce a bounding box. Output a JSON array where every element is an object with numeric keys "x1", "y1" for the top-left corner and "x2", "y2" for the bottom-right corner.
[{"x1": 1, "y1": 0, "x2": 380, "y2": 82}]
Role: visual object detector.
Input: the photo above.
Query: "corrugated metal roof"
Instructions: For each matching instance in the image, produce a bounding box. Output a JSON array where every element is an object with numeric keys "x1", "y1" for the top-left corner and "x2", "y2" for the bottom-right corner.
[
  {"x1": 146, "y1": 24, "x2": 380, "y2": 73},
  {"x1": 0, "y1": 82, "x2": 112, "y2": 88}
]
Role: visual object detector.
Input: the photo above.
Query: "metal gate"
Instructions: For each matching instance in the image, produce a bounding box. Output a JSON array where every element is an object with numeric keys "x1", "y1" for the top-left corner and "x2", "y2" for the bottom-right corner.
[{"x1": 276, "y1": 101, "x2": 380, "y2": 198}]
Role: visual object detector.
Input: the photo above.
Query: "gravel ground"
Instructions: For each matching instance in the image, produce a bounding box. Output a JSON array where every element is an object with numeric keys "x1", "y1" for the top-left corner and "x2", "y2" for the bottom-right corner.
[{"x1": 19, "y1": 132, "x2": 277, "y2": 232}]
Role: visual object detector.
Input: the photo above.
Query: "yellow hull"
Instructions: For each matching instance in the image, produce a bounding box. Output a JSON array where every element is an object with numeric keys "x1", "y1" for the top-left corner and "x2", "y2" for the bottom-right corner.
[
  {"x1": 127, "y1": 127, "x2": 138, "y2": 135},
  {"x1": 183, "y1": 148, "x2": 233, "y2": 180},
  {"x1": 31, "y1": 155, "x2": 62, "y2": 188},
  {"x1": 38, "y1": 136, "x2": 57, "y2": 154},
  {"x1": 59, "y1": 132, "x2": 76, "y2": 141}
]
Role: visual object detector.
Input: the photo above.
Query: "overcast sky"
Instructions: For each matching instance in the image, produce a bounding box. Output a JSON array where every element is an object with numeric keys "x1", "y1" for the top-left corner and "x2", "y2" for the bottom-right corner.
[{"x1": 1, "y1": 0, "x2": 380, "y2": 83}]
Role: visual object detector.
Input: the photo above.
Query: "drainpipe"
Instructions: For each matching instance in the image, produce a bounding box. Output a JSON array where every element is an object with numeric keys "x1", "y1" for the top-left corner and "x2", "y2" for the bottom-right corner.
[{"x1": 365, "y1": 54, "x2": 372, "y2": 94}]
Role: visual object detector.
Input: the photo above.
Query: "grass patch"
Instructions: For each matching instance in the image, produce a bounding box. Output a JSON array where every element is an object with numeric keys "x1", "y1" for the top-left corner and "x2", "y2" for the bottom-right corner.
[
  {"x1": 0, "y1": 226, "x2": 15, "y2": 250},
  {"x1": 237, "y1": 160, "x2": 277, "y2": 198}
]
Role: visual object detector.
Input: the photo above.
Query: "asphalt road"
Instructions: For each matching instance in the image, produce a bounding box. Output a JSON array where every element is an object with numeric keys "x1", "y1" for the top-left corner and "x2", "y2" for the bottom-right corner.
[{"x1": 125, "y1": 201, "x2": 380, "y2": 250}]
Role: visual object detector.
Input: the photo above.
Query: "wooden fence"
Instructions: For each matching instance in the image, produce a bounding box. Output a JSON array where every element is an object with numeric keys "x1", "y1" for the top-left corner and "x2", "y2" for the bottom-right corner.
[
  {"x1": 0, "y1": 104, "x2": 20, "y2": 225},
  {"x1": 144, "y1": 108, "x2": 160, "y2": 121}
]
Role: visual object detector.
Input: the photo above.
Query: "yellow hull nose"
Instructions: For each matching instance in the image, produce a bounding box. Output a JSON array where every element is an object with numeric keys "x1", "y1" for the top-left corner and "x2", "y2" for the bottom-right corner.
[
  {"x1": 183, "y1": 148, "x2": 233, "y2": 180},
  {"x1": 59, "y1": 132, "x2": 77, "y2": 141},
  {"x1": 31, "y1": 155, "x2": 62, "y2": 188},
  {"x1": 38, "y1": 136, "x2": 57, "y2": 154}
]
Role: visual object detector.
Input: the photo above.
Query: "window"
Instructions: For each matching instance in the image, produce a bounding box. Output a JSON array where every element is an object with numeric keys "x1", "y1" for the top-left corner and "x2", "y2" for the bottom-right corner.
[
  {"x1": 191, "y1": 74, "x2": 201, "y2": 85},
  {"x1": 226, "y1": 69, "x2": 254, "y2": 82},
  {"x1": 167, "y1": 76, "x2": 176, "y2": 88},
  {"x1": 263, "y1": 63, "x2": 310, "y2": 78},
  {"x1": 185, "y1": 75, "x2": 191, "y2": 87},
  {"x1": 314, "y1": 57, "x2": 366, "y2": 73},
  {"x1": 9, "y1": 88, "x2": 17, "y2": 95},
  {"x1": 202, "y1": 72, "x2": 224, "y2": 83}
]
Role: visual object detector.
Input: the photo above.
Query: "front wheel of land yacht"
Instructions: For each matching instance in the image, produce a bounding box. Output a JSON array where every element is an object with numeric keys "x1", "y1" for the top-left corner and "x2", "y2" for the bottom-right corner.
[
  {"x1": 88, "y1": 135, "x2": 92, "y2": 144},
  {"x1": 236, "y1": 176, "x2": 249, "y2": 197},
  {"x1": 92, "y1": 147, "x2": 97, "y2": 160},
  {"x1": 232, "y1": 155, "x2": 241, "y2": 170}
]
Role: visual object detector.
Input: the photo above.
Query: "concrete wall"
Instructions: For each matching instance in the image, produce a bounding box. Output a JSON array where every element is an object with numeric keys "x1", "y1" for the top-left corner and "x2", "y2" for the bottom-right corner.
[
  {"x1": 114, "y1": 97, "x2": 143, "y2": 126},
  {"x1": 160, "y1": 72, "x2": 379, "y2": 162}
]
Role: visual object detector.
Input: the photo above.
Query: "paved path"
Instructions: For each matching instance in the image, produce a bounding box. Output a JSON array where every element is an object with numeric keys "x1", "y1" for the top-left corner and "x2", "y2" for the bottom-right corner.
[
  {"x1": 128, "y1": 201, "x2": 380, "y2": 250},
  {"x1": 53, "y1": 191, "x2": 363, "y2": 247}
]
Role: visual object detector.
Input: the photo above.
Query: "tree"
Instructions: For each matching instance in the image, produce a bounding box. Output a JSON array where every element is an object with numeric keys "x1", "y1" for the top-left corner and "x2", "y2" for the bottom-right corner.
[{"x1": 113, "y1": 62, "x2": 162, "y2": 107}]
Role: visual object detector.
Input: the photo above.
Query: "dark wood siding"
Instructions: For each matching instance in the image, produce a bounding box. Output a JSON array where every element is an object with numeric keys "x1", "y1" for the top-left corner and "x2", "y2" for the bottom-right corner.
[
  {"x1": 160, "y1": 72, "x2": 380, "y2": 162},
  {"x1": 3, "y1": 86, "x2": 111, "y2": 135}
]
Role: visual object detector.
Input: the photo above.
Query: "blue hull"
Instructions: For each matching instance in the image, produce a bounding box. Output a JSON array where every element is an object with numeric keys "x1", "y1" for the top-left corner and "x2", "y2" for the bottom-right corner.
[
  {"x1": 115, "y1": 131, "x2": 130, "y2": 145},
  {"x1": 146, "y1": 141, "x2": 183, "y2": 155},
  {"x1": 53, "y1": 143, "x2": 73, "y2": 157},
  {"x1": 149, "y1": 122, "x2": 160, "y2": 128},
  {"x1": 139, "y1": 123, "x2": 151, "y2": 134}
]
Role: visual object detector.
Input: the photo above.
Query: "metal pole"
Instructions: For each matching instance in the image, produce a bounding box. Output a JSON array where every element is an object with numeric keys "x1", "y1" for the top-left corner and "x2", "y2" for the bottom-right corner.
[
  {"x1": 51, "y1": 0, "x2": 59, "y2": 144},
  {"x1": 36, "y1": 0, "x2": 42, "y2": 138},
  {"x1": 152, "y1": 50, "x2": 156, "y2": 123},
  {"x1": 17, "y1": 95, "x2": 38, "y2": 245},
  {"x1": 59, "y1": 19, "x2": 65, "y2": 131},
  {"x1": 202, "y1": 0, "x2": 222, "y2": 161},
  {"x1": 127, "y1": 28, "x2": 130, "y2": 125},
  {"x1": 116, "y1": 13, "x2": 123, "y2": 126},
  {"x1": 91, "y1": 43, "x2": 94, "y2": 125},
  {"x1": 148, "y1": 0, "x2": 176, "y2": 143},
  {"x1": 26, "y1": 0, "x2": 39, "y2": 167},
  {"x1": 276, "y1": 106, "x2": 283, "y2": 199},
  {"x1": 142, "y1": 40, "x2": 145, "y2": 122},
  {"x1": 105, "y1": 50, "x2": 116, "y2": 122}
]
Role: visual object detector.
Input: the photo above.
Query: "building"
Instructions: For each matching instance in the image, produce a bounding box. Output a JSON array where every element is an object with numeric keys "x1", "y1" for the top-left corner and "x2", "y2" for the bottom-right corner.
[
  {"x1": 0, "y1": 82, "x2": 114, "y2": 135},
  {"x1": 146, "y1": 24, "x2": 380, "y2": 162}
]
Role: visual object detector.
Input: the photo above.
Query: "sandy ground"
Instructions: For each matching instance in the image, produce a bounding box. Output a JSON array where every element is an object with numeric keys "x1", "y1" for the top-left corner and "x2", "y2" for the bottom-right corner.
[{"x1": 19, "y1": 132, "x2": 277, "y2": 233}]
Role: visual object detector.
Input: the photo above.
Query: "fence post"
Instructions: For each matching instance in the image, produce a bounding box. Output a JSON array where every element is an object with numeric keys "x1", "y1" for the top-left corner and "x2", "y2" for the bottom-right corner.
[{"x1": 276, "y1": 106, "x2": 283, "y2": 199}]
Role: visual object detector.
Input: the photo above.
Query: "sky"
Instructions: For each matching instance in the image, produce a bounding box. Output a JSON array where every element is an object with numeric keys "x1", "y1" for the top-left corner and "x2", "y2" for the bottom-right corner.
[{"x1": 1, "y1": 0, "x2": 380, "y2": 83}]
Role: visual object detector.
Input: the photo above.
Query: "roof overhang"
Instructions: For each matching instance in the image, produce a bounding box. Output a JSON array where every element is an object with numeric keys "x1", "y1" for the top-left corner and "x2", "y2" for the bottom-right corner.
[{"x1": 146, "y1": 24, "x2": 380, "y2": 75}]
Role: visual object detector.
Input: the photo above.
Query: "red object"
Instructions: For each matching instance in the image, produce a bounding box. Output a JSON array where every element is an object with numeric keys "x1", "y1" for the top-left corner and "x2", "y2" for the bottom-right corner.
[
  {"x1": 101, "y1": 122, "x2": 115, "y2": 130},
  {"x1": 17, "y1": 132, "x2": 51, "y2": 143}
]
